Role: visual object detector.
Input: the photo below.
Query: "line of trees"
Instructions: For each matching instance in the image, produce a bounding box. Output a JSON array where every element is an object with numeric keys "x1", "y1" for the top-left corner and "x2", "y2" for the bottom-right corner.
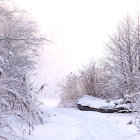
[
  {"x1": 0, "y1": 3, "x2": 46, "y2": 139},
  {"x1": 60, "y1": 14, "x2": 140, "y2": 108}
]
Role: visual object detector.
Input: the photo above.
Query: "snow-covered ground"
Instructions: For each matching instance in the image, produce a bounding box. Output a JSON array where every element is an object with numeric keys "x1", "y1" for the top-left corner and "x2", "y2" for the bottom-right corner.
[{"x1": 27, "y1": 107, "x2": 140, "y2": 140}]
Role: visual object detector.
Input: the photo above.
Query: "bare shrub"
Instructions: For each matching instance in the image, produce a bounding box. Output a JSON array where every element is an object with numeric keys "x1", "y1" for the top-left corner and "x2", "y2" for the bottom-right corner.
[
  {"x1": 60, "y1": 62, "x2": 118, "y2": 107},
  {"x1": 60, "y1": 72, "x2": 84, "y2": 107}
]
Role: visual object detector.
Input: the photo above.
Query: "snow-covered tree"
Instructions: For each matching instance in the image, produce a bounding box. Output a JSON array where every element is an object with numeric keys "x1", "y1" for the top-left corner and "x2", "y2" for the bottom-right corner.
[
  {"x1": 0, "y1": 4, "x2": 46, "y2": 139},
  {"x1": 105, "y1": 15, "x2": 140, "y2": 95}
]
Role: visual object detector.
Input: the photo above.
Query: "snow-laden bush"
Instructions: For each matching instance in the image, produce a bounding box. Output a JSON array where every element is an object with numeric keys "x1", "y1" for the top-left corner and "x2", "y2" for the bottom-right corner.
[{"x1": 0, "y1": 4, "x2": 46, "y2": 139}]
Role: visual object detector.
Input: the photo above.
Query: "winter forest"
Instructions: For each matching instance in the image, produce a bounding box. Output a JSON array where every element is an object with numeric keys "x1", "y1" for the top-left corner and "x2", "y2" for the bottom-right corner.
[{"x1": 1, "y1": 0, "x2": 140, "y2": 140}]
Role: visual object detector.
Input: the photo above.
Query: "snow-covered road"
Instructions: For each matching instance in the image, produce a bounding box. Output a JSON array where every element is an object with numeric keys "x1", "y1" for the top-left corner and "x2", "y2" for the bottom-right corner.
[{"x1": 27, "y1": 108, "x2": 140, "y2": 140}]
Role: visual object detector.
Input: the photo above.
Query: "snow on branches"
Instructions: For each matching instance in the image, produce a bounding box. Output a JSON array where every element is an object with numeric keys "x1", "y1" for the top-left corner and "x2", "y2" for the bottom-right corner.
[{"x1": 0, "y1": 4, "x2": 46, "y2": 139}]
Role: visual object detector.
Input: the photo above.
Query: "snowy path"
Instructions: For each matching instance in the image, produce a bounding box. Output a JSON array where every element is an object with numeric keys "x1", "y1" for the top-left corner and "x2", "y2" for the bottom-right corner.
[{"x1": 27, "y1": 108, "x2": 140, "y2": 140}]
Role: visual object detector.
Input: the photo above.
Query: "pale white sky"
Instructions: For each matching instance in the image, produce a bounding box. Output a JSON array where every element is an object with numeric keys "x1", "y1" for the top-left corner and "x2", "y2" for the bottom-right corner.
[
  {"x1": 7, "y1": 0, "x2": 140, "y2": 100},
  {"x1": 12, "y1": 0, "x2": 139, "y2": 67},
  {"x1": 13, "y1": 0, "x2": 139, "y2": 69}
]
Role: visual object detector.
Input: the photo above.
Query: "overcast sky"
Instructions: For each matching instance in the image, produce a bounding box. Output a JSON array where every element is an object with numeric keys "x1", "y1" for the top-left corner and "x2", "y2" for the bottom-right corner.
[
  {"x1": 13, "y1": 0, "x2": 139, "y2": 70},
  {"x1": 8, "y1": 0, "x2": 140, "y2": 100}
]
